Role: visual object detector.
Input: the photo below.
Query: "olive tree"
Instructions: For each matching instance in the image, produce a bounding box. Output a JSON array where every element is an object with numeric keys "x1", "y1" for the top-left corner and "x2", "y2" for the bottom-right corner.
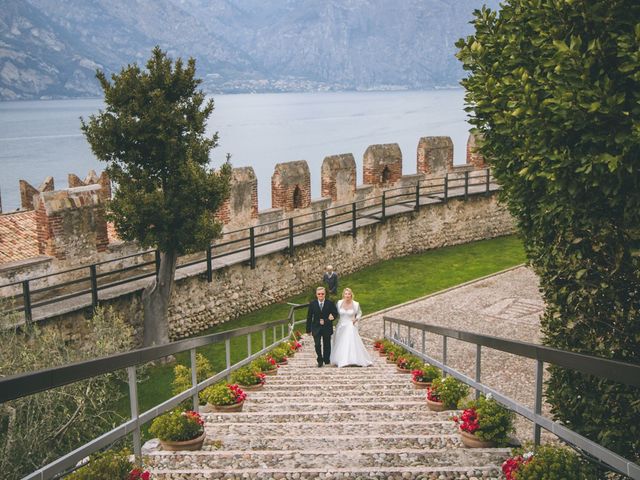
[
  {"x1": 456, "y1": 0, "x2": 640, "y2": 462},
  {"x1": 82, "y1": 47, "x2": 231, "y2": 346}
]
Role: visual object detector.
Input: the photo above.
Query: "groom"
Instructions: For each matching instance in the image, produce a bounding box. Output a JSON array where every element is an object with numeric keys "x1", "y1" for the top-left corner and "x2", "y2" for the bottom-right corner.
[{"x1": 306, "y1": 286, "x2": 339, "y2": 367}]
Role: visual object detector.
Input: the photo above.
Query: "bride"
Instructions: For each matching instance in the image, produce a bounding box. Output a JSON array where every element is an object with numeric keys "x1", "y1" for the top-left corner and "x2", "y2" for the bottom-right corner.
[{"x1": 330, "y1": 288, "x2": 373, "y2": 367}]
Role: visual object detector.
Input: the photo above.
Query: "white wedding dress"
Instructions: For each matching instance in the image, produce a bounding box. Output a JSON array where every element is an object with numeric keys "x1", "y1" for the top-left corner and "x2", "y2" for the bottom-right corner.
[{"x1": 330, "y1": 300, "x2": 373, "y2": 367}]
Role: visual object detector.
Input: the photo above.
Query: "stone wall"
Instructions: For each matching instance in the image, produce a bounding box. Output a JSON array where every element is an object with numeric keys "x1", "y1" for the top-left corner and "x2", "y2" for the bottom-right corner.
[
  {"x1": 39, "y1": 191, "x2": 514, "y2": 341},
  {"x1": 321, "y1": 154, "x2": 357, "y2": 203},
  {"x1": 362, "y1": 143, "x2": 403, "y2": 187},
  {"x1": 417, "y1": 137, "x2": 454, "y2": 175},
  {"x1": 271, "y1": 161, "x2": 312, "y2": 212},
  {"x1": 19, "y1": 176, "x2": 54, "y2": 210},
  {"x1": 168, "y1": 191, "x2": 515, "y2": 340},
  {"x1": 34, "y1": 185, "x2": 109, "y2": 261}
]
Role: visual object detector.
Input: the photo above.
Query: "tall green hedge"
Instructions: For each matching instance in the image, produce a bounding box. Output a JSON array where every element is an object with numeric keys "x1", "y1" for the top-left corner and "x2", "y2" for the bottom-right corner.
[{"x1": 456, "y1": 0, "x2": 640, "y2": 463}]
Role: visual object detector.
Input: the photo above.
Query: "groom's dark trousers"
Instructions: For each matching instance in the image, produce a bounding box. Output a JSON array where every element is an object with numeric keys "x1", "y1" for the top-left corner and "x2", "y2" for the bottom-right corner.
[{"x1": 306, "y1": 298, "x2": 338, "y2": 364}]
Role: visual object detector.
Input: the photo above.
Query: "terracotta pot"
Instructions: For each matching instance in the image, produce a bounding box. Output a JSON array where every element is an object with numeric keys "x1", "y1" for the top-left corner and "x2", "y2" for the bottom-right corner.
[
  {"x1": 396, "y1": 366, "x2": 411, "y2": 374},
  {"x1": 378, "y1": 351, "x2": 386, "y2": 357},
  {"x1": 412, "y1": 379, "x2": 432, "y2": 389},
  {"x1": 426, "y1": 398, "x2": 446, "y2": 412},
  {"x1": 263, "y1": 368, "x2": 278, "y2": 376},
  {"x1": 212, "y1": 400, "x2": 245, "y2": 412},
  {"x1": 276, "y1": 360, "x2": 288, "y2": 366},
  {"x1": 159, "y1": 432, "x2": 206, "y2": 451},
  {"x1": 460, "y1": 430, "x2": 496, "y2": 448},
  {"x1": 239, "y1": 383, "x2": 264, "y2": 391}
]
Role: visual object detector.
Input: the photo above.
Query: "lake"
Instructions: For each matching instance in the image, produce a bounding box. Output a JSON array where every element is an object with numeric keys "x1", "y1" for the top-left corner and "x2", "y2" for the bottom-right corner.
[{"x1": 0, "y1": 90, "x2": 471, "y2": 212}]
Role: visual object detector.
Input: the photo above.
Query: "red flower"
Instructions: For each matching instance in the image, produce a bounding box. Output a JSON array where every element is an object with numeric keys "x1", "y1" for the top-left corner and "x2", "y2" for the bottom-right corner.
[
  {"x1": 502, "y1": 454, "x2": 532, "y2": 480},
  {"x1": 453, "y1": 407, "x2": 479, "y2": 433},
  {"x1": 228, "y1": 384, "x2": 247, "y2": 403},
  {"x1": 181, "y1": 410, "x2": 204, "y2": 426},
  {"x1": 129, "y1": 468, "x2": 151, "y2": 480},
  {"x1": 426, "y1": 387, "x2": 441, "y2": 402}
]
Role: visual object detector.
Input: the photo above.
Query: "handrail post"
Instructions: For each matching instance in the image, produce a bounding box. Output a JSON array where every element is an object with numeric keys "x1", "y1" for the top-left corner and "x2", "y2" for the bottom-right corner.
[
  {"x1": 190, "y1": 349, "x2": 198, "y2": 410},
  {"x1": 22, "y1": 280, "x2": 32, "y2": 325},
  {"x1": 383, "y1": 318, "x2": 386, "y2": 338},
  {"x1": 225, "y1": 339, "x2": 231, "y2": 381},
  {"x1": 415, "y1": 182, "x2": 420, "y2": 211},
  {"x1": 247, "y1": 334, "x2": 252, "y2": 358},
  {"x1": 262, "y1": 330, "x2": 266, "y2": 349},
  {"x1": 288, "y1": 217, "x2": 294, "y2": 256},
  {"x1": 444, "y1": 174, "x2": 448, "y2": 203},
  {"x1": 534, "y1": 359, "x2": 544, "y2": 446},
  {"x1": 485, "y1": 168, "x2": 490, "y2": 194},
  {"x1": 442, "y1": 336, "x2": 448, "y2": 377},
  {"x1": 381, "y1": 191, "x2": 386, "y2": 222},
  {"x1": 351, "y1": 202, "x2": 357, "y2": 237},
  {"x1": 464, "y1": 170, "x2": 469, "y2": 200},
  {"x1": 206, "y1": 244, "x2": 213, "y2": 283},
  {"x1": 90, "y1": 264, "x2": 98, "y2": 308},
  {"x1": 421, "y1": 330, "x2": 426, "y2": 354},
  {"x1": 127, "y1": 366, "x2": 142, "y2": 463},
  {"x1": 321, "y1": 210, "x2": 327, "y2": 247},
  {"x1": 475, "y1": 344, "x2": 482, "y2": 400},
  {"x1": 249, "y1": 227, "x2": 256, "y2": 269},
  {"x1": 154, "y1": 250, "x2": 161, "y2": 279}
]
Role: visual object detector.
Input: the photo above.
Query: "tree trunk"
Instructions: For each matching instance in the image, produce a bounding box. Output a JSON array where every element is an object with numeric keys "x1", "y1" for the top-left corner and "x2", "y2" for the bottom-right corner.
[{"x1": 142, "y1": 250, "x2": 178, "y2": 347}]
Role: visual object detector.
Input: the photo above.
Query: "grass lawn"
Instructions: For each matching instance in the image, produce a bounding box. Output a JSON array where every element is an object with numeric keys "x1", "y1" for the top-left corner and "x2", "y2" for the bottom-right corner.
[{"x1": 122, "y1": 234, "x2": 526, "y2": 422}]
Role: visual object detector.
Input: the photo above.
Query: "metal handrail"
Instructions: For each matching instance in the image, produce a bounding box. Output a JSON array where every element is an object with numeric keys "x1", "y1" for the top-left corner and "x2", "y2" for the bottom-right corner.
[
  {"x1": 383, "y1": 316, "x2": 640, "y2": 479},
  {"x1": 1, "y1": 304, "x2": 309, "y2": 480},
  {"x1": 1, "y1": 169, "x2": 497, "y2": 323}
]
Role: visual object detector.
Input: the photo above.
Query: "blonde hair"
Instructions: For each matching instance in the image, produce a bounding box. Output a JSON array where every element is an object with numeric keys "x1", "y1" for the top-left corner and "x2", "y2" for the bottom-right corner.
[{"x1": 342, "y1": 287, "x2": 354, "y2": 299}]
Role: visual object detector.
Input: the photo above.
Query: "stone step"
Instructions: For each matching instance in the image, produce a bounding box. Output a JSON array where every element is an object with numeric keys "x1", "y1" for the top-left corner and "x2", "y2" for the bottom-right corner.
[
  {"x1": 203, "y1": 420, "x2": 457, "y2": 437},
  {"x1": 144, "y1": 447, "x2": 509, "y2": 471},
  {"x1": 242, "y1": 386, "x2": 425, "y2": 397},
  {"x1": 241, "y1": 392, "x2": 426, "y2": 401},
  {"x1": 150, "y1": 465, "x2": 503, "y2": 480},
  {"x1": 144, "y1": 434, "x2": 463, "y2": 453},
  {"x1": 241, "y1": 400, "x2": 428, "y2": 412},
  {"x1": 202, "y1": 410, "x2": 451, "y2": 425}
]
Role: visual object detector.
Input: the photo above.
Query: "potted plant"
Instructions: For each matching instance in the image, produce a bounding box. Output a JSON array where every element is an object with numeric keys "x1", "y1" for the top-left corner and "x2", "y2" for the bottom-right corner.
[
  {"x1": 426, "y1": 376, "x2": 469, "y2": 411},
  {"x1": 202, "y1": 383, "x2": 247, "y2": 412},
  {"x1": 287, "y1": 339, "x2": 302, "y2": 355},
  {"x1": 293, "y1": 330, "x2": 303, "y2": 341},
  {"x1": 452, "y1": 394, "x2": 515, "y2": 448},
  {"x1": 66, "y1": 449, "x2": 151, "y2": 480},
  {"x1": 149, "y1": 409, "x2": 205, "y2": 451},
  {"x1": 270, "y1": 346, "x2": 289, "y2": 365},
  {"x1": 373, "y1": 339, "x2": 384, "y2": 350},
  {"x1": 411, "y1": 365, "x2": 441, "y2": 389},
  {"x1": 502, "y1": 444, "x2": 598, "y2": 479},
  {"x1": 252, "y1": 355, "x2": 279, "y2": 375},
  {"x1": 231, "y1": 366, "x2": 266, "y2": 391},
  {"x1": 395, "y1": 356, "x2": 412, "y2": 373},
  {"x1": 397, "y1": 355, "x2": 423, "y2": 373}
]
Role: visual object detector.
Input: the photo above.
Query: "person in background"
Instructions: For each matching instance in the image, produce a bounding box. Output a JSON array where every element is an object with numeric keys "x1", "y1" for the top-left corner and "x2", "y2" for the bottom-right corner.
[{"x1": 323, "y1": 265, "x2": 338, "y2": 297}]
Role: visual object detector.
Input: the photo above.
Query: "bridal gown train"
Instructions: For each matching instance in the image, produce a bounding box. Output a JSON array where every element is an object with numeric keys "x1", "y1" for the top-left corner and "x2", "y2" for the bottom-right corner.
[{"x1": 330, "y1": 300, "x2": 373, "y2": 367}]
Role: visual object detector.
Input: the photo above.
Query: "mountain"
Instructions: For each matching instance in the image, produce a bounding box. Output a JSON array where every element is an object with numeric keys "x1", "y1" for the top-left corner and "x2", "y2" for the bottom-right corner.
[{"x1": 0, "y1": 0, "x2": 499, "y2": 101}]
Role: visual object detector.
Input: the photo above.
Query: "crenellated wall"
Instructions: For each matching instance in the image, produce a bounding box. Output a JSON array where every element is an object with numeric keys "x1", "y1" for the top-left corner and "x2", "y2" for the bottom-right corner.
[
  {"x1": 1, "y1": 132, "x2": 489, "y2": 285},
  {"x1": 38, "y1": 190, "x2": 515, "y2": 342}
]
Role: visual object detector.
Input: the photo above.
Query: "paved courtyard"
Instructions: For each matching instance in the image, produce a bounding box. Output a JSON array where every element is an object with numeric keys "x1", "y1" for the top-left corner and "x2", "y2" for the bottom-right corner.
[{"x1": 358, "y1": 265, "x2": 554, "y2": 444}]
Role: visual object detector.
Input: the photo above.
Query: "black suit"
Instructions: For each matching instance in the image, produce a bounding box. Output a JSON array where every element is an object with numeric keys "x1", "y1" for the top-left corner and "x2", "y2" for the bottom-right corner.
[{"x1": 306, "y1": 298, "x2": 339, "y2": 364}]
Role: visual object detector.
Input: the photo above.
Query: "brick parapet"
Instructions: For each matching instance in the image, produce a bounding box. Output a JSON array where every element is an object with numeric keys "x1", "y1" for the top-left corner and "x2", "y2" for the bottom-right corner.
[
  {"x1": 417, "y1": 136, "x2": 454, "y2": 175},
  {"x1": 363, "y1": 144, "x2": 403, "y2": 187}
]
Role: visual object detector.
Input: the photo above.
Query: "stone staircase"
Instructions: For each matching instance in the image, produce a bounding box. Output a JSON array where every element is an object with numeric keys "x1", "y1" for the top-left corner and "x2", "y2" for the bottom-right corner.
[{"x1": 143, "y1": 336, "x2": 509, "y2": 479}]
